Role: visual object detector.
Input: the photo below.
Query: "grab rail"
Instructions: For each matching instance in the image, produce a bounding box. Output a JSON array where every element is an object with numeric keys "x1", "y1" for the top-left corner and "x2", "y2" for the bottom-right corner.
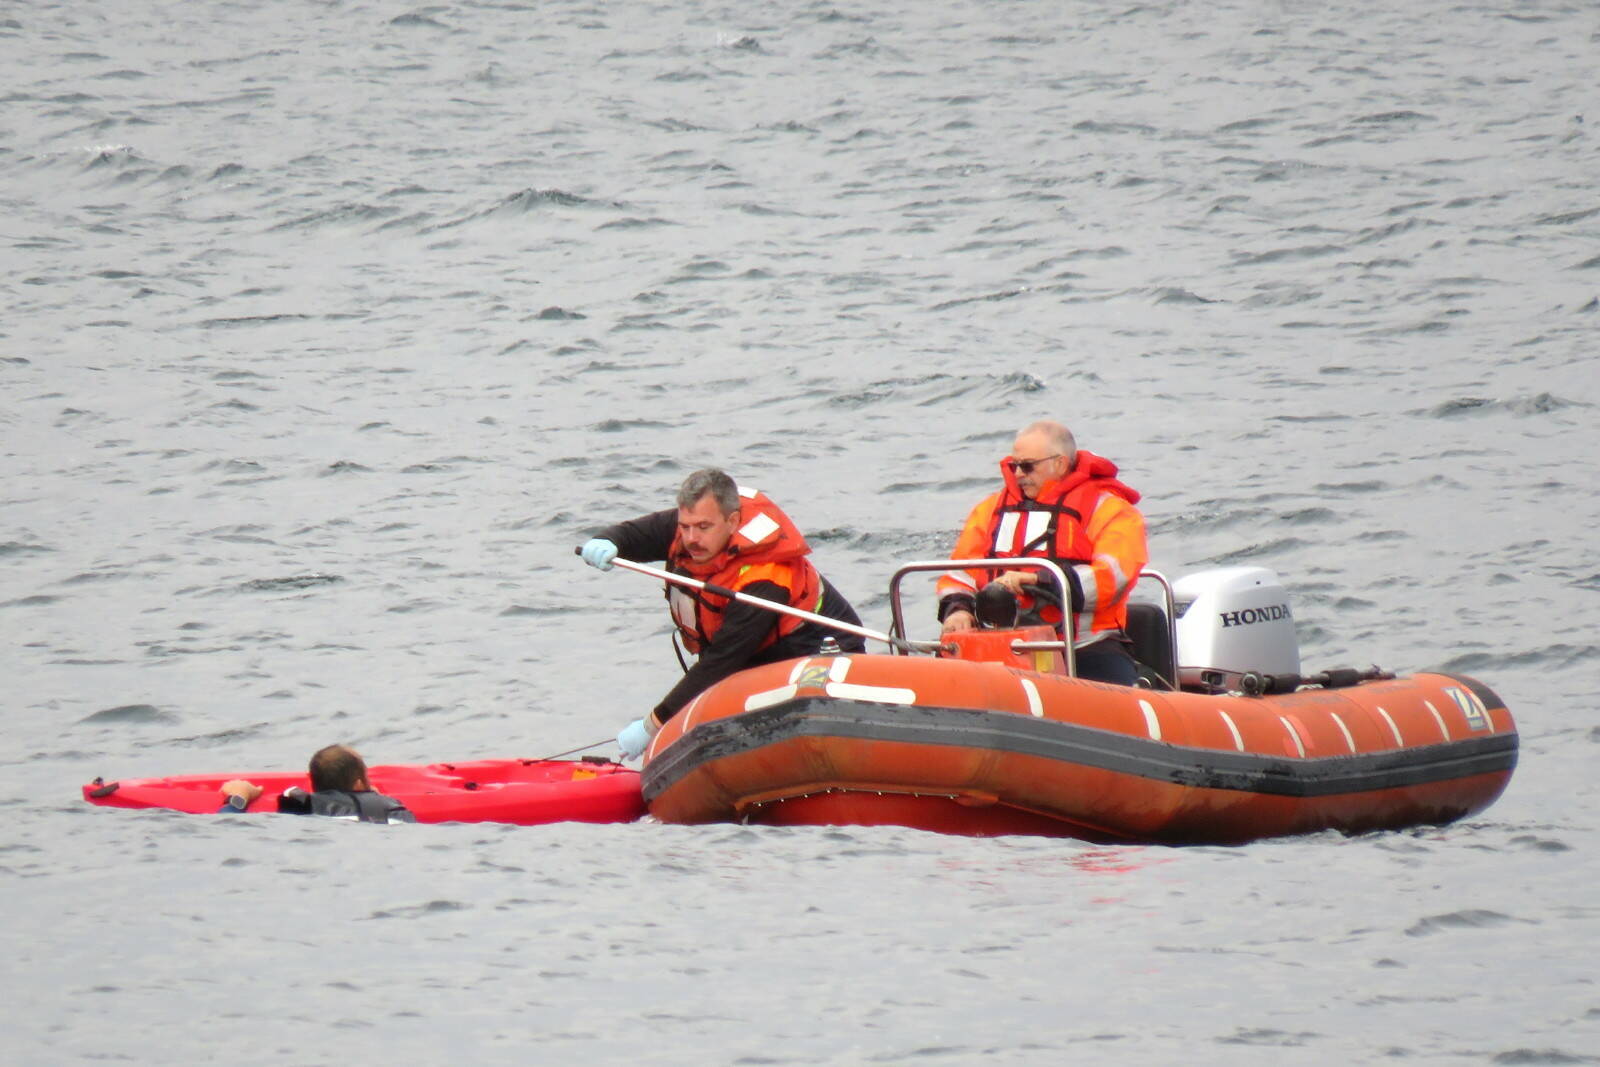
[
  {"x1": 887, "y1": 558, "x2": 1077, "y2": 676},
  {"x1": 1130, "y1": 569, "x2": 1178, "y2": 689}
]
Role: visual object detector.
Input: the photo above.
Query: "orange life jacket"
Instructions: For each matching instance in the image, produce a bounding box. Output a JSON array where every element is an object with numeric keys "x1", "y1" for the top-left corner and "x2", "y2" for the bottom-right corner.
[
  {"x1": 666, "y1": 487, "x2": 823, "y2": 655},
  {"x1": 939, "y1": 451, "x2": 1145, "y2": 638}
]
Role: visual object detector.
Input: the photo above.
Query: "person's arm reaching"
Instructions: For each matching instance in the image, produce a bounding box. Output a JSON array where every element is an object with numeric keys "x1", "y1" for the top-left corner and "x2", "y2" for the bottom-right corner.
[
  {"x1": 217, "y1": 779, "x2": 263, "y2": 813},
  {"x1": 650, "y1": 580, "x2": 786, "y2": 723},
  {"x1": 594, "y1": 509, "x2": 678, "y2": 565}
]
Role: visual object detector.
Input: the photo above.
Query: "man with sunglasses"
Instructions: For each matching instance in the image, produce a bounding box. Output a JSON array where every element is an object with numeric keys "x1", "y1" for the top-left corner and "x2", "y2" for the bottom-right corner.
[{"x1": 936, "y1": 420, "x2": 1148, "y2": 685}]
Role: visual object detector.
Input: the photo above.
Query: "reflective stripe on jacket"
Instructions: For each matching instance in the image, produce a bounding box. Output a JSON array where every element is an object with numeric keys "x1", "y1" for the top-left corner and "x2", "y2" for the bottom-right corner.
[
  {"x1": 667, "y1": 487, "x2": 823, "y2": 654},
  {"x1": 936, "y1": 451, "x2": 1147, "y2": 642}
]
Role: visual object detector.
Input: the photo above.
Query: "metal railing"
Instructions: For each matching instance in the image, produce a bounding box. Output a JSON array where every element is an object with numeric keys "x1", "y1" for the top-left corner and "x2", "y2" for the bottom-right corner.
[
  {"x1": 887, "y1": 560, "x2": 1179, "y2": 685},
  {"x1": 887, "y1": 558, "x2": 1077, "y2": 675}
]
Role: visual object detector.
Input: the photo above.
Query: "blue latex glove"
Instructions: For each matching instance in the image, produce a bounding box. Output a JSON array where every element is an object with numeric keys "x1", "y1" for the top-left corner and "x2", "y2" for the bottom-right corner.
[
  {"x1": 580, "y1": 538, "x2": 618, "y2": 572},
  {"x1": 617, "y1": 718, "x2": 652, "y2": 760}
]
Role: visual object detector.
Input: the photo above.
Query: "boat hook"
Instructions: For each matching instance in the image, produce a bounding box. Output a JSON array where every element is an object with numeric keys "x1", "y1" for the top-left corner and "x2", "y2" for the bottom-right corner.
[{"x1": 574, "y1": 548, "x2": 929, "y2": 655}]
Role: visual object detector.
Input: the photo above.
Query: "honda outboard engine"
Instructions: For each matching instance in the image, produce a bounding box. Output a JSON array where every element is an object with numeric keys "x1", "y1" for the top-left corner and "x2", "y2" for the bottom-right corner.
[{"x1": 1172, "y1": 566, "x2": 1300, "y2": 692}]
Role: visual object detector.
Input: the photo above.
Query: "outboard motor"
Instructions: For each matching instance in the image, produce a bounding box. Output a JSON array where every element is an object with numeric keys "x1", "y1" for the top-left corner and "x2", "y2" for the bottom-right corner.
[{"x1": 1172, "y1": 566, "x2": 1300, "y2": 692}]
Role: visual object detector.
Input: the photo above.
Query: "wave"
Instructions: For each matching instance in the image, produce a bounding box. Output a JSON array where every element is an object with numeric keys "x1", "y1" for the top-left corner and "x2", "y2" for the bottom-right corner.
[
  {"x1": 1206, "y1": 538, "x2": 1313, "y2": 564},
  {"x1": 1441, "y1": 644, "x2": 1600, "y2": 672},
  {"x1": 1, "y1": 594, "x2": 59, "y2": 608},
  {"x1": 240, "y1": 574, "x2": 343, "y2": 592},
  {"x1": 1353, "y1": 110, "x2": 1433, "y2": 125},
  {"x1": 1422, "y1": 394, "x2": 1582, "y2": 418},
  {"x1": 269, "y1": 203, "x2": 403, "y2": 231},
  {"x1": 79, "y1": 704, "x2": 177, "y2": 725},
  {"x1": 597, "y1": 216, "x2": 677, "y2": 230},
  {"x1": 1231, "y1": 244, "x2": 1346, "y2": 266},
  {"x1": 425, "y1": 187, "x2": 627, "y2": 232},
  {"x1": 825, "y1": 372, "x2": 1044, "y2": 410},
  {"x1": 929, "y1": 287, "x2": 1029, "y2": 312},
  {"x1": 389, "y1": 12, "x2": 449, "y2": 29}
]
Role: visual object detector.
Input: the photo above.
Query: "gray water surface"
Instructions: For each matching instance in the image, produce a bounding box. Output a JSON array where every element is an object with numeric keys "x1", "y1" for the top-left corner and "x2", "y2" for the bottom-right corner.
[{"x1": 4, "y1": 2, "x2": 1598, "y2": 1063}]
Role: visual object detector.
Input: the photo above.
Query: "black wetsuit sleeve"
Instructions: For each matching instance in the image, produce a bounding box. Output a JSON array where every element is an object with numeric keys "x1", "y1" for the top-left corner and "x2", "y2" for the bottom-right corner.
[
  {"x1": 277, "y1": 787, "x2": 312, "y2": 814},
  {"x1": 786, "y1": 575, "x2": 865, "y2": 655},
  {"x1": 594, "y1": 509, "x2": 677, "y2": 564},
  {"x1": 938, "y1": 592, "x2": 977, "y2": 621},
  {"x1": 651, "y1": 580, "x2": 786, "y2": 723}
]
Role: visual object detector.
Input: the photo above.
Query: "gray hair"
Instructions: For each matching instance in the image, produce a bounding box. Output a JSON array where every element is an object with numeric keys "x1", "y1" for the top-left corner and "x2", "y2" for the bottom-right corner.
[
  {"x1": 677, "y1": 468, "x2": 740, "y2": 514},
  {"x1": 1018, "y1": 419, "x2": 1077, "y2": 463}
]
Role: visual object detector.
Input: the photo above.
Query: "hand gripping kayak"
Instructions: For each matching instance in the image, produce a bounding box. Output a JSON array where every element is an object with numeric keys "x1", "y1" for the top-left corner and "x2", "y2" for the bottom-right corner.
[{"x1": 572, "y1": 547, "x2": 925, "y2": 654}]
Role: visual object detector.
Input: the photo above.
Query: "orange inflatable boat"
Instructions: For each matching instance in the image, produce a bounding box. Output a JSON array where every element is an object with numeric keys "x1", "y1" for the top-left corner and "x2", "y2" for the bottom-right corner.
[{"x1": 638, "y1": 563, "x2": 1517, "y2": 844}]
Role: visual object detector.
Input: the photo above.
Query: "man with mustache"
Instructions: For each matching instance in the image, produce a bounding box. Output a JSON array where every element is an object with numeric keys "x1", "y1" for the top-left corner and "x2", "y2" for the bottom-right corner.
[{"x1": 581, "y1": 467, "x2": 864, "y2": 758}]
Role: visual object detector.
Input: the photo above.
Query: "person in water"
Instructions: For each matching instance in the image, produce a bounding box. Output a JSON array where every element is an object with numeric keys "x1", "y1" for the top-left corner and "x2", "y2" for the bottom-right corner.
[
  {"x1": 218, "y1": 744, "x2": 415, "y2": 823},
  {"x1": 580, "y1": 467, "x2": 865, "y2": 759},
  {"x1": 937, "y1": 419, "x2": 1148, "y2": 686}
]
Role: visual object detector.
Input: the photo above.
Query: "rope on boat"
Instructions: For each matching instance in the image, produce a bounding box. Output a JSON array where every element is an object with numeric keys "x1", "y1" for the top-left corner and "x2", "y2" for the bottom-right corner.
[{"x1": 530, "y1": 738, "x2": 615, "y2": 761}]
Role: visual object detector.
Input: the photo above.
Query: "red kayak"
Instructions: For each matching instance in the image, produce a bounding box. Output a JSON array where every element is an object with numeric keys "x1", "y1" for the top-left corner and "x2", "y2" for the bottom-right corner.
[{"x1": 82, "y1": 756, "x2": 644, "y2": 826}]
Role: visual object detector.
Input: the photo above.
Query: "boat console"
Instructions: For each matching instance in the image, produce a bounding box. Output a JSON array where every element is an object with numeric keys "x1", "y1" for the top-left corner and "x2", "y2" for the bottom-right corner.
[{"x1": 888, "y1": 559, "x2": 1327, "y2": 696}]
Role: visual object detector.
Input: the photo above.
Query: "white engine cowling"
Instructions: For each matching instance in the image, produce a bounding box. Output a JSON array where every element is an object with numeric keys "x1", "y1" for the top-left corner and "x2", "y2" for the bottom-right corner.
[{"x1": 1172, "y1": 566, "x2": 1300, "y2": 690}]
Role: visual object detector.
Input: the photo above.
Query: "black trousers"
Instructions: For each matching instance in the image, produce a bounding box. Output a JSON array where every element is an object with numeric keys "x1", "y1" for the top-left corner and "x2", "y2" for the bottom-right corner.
[{"x1": 1073, "y1": 636, "x2": 1139, "y2": 686}]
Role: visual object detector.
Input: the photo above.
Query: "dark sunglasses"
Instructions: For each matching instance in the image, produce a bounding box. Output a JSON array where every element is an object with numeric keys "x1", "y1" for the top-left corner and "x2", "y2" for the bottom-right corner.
[{"x1": 1007, "y1": 454, "x2": 1062, "y2": 475}]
